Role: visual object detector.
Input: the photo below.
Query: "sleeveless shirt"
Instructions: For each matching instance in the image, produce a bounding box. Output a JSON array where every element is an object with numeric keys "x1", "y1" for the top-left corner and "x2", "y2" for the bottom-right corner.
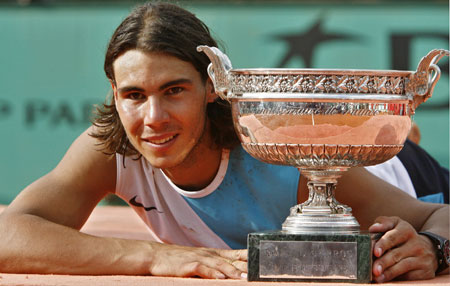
[
  {"x1": 115, "y1": 146, "x2": 299, "y2": 249},
  {"x1": 115, "y1": 146, "x2": 416, "y2": 249}
]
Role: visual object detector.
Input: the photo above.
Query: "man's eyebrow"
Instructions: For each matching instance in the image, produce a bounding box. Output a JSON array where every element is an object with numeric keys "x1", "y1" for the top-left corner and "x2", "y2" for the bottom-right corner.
[
  {"x1": 117, "y1": 86, "x2": 145, "y2": 94},
  {"x1": 159, "y1": 79, "x2": 192, "y2": 91},
  {"x1": 117, "y1": 79, "x2": 193, "y2": 94}
]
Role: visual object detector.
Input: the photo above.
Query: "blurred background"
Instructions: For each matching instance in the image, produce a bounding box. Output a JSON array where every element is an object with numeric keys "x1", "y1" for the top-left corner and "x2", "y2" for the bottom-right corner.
[{"x1": 0, "y1": 0, "x2": 448, "y2": 205}]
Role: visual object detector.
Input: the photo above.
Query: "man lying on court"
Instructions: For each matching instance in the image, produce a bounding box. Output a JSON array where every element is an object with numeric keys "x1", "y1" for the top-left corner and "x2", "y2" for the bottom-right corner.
[{"x1": 0, "y1": 1, "x2": 448, "y2": 283}]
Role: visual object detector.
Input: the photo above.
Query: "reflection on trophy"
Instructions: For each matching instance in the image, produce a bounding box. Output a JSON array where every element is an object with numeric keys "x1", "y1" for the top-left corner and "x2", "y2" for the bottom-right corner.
[{"x1": 198, "y1": 45, "x2": 449, "y2": 282}]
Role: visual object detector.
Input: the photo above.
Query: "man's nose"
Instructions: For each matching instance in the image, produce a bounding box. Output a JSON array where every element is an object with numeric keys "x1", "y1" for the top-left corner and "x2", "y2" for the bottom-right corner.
[{"x1": 144, "y1": 96, "x2": 169, "y2": 127}]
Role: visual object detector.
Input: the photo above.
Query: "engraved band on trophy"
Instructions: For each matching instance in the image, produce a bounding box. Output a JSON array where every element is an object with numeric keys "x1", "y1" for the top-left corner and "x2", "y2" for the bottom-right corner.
[{"x1": 198, "y1": 45, "x2": 449, "y2": 282}]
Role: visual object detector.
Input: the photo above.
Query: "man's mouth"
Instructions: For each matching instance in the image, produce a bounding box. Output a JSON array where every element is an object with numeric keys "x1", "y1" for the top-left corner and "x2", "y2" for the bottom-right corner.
[{"x1": 145, "y1": 134, "x2": 177, "y2": 145}]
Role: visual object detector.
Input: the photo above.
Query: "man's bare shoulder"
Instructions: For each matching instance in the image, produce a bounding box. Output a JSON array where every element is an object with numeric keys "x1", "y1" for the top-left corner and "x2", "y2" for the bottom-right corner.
[
  {"x1": 50, "y1": 126, "x2": 117, "y2": 190},
  {"x1": 3, "y1": 126, "x2": 118, "y2": 229}
]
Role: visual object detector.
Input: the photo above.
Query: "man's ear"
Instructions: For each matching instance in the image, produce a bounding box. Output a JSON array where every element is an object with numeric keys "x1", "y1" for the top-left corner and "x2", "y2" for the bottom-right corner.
[{"x1": 205, "y1": 78, "x2": 218, "y2": 103}]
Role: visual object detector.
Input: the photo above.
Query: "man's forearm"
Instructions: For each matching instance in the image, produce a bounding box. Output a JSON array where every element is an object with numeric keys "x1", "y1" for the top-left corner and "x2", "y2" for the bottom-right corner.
[
  {"x1": 420, "y1": 205, "x2": 450, "y2": 238},
  {"x1": 418, "y1": 205, "x2": 450, "y2": 274},
  {"x1": 0, "y1": 212, "x2": 247, "y2": 279},
  {"x1": 0, "y1": 213, "x2": 152, "y2": 275}
]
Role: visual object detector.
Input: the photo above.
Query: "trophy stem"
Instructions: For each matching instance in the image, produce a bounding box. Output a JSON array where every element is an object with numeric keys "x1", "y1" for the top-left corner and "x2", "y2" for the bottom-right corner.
[{"x1": 282, "y1": 168, "x2": 360, "y2": 234}]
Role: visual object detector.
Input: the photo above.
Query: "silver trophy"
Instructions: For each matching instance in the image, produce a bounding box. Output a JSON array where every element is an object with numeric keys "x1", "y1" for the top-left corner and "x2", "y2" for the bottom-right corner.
[{"x1": 198, "y1": 45, "x2": 449, "y2": 282}]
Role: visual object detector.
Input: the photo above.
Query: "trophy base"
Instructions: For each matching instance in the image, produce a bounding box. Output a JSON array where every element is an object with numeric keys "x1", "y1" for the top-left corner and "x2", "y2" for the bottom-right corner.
[{"x1": 247, "y1": 231, "x2": 373, "y2": 283}]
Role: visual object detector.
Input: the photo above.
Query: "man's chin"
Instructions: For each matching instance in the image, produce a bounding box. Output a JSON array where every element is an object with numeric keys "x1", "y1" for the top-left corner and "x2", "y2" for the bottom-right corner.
[{"x1": 145, "y1": 156, "x2": 183, "y2": 170}]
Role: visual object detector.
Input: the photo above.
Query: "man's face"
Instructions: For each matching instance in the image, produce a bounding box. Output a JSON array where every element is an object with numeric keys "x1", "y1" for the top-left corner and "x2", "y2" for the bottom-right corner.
[{"x1": 112, "y1": 49, "x2": 216, "y2": 169}]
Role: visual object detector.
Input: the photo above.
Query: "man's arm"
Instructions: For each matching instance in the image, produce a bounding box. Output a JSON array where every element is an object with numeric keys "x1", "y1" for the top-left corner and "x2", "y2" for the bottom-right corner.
[
  {"x1": 298, "y1": 166, "x2": 448, "y2": 282},
  {"x1": 337, "y1": 167, "x2": 448, "y2": 282},
  {"x1": 334, "y1": 167, "x2": 447, "y2": 232},
  {"x1": 0, "y1": 127, "x2": 246, "y2": 278}
]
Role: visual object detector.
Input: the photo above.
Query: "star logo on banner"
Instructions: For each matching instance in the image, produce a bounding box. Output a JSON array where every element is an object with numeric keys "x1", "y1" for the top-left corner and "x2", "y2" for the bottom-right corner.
[{"x1": 274, "y1": 18, "x2": 357, "y2": 68}]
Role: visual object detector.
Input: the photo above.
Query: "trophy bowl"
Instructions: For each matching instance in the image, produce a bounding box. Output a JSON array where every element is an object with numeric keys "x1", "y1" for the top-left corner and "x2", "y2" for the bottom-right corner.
[{"x1": 198, "y1": 46, "x2": 448, "y2": 282}]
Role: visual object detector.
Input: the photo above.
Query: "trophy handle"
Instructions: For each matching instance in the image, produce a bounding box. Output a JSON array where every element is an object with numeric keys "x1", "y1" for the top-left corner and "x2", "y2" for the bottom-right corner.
[
  {"x1": 409, "y1": 49, "x2": 449, "y2": 112},
  {"x1": 197, "y1": 45, "x2": 233, "y2": 101}
]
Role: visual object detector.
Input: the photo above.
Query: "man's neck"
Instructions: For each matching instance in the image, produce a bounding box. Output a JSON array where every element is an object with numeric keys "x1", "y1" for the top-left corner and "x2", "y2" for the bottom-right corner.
[{"x1": 162, "y1": 123, "x2": 223, "y2": 191}]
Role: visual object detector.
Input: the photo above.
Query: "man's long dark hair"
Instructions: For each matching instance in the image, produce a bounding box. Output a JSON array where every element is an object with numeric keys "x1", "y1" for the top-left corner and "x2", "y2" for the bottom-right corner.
[{"x1": 91, "y1": 2, "x2": 239, "y2": 156}]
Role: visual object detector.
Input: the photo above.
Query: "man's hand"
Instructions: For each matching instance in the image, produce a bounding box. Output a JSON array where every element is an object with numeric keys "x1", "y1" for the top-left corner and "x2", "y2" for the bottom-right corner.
[
  {"x1": 369, "y1": 216, "x2": 437, "y2": 283},
  {"x1": 148, "y1": 243, "x2": 247, "y2": 279}
]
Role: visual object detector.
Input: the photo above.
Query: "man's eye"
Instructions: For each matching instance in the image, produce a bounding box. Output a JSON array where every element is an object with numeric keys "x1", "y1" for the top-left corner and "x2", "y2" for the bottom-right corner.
[
  {"x1": 166, "y1": 87, "x2": 184, "y2": 95},
  {"x1": 126, "y1": 92, "x2": 145, "y2": 100}
]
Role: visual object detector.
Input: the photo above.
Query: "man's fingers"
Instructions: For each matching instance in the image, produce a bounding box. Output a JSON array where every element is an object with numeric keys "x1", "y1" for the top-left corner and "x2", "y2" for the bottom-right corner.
[
  {"x1": 181, "y1": 257, "x2": 244, "y2": 279},
  {"x1": 373, "y1": 218, "x2": 413, "y2": 257},
  {"x1": 149, "y1": 246, "x2": 246, "y2": 279},
  {"x1": 230, "y1": 260, "x2": 247, "y2": 272},
  {"x1": 216, "y1": 249, "x2": 248, "y2": 261},
  {"x1": 374, "y1": 256, "x2": 426, "y2": 283},
  {"x1": 202, "y1": 256, "x2": 244, "y2": 279},
  {"x1": 199, "y1": 259, "x2": 247, "y2": 279},
  {"x1": 216, "y1": 249, "x2": 247, "y2": 277},
  {"x1": 369, "y1": 216, "x2": 397, "y2": 233},
  {"x1": 182, "y1": 262, "x2": 226, "y2": 279},
  {"x1": 369, "y1": 216, "x2": 441, "y2": 282},
  {"x1": 373, "y1": 246, "x2": 408, "y2": 279}
]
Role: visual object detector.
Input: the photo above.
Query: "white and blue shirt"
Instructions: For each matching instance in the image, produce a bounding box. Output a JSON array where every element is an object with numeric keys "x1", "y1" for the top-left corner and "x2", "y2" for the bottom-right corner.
[{"x1": 115, "y1": 145, "x2": 422, "y2": 249}]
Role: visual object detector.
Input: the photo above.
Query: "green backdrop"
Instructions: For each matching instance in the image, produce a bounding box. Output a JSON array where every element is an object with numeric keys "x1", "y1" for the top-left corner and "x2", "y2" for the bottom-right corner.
[{"x1": 0, "y1": 1, "x2": 448, "y2": 204}]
